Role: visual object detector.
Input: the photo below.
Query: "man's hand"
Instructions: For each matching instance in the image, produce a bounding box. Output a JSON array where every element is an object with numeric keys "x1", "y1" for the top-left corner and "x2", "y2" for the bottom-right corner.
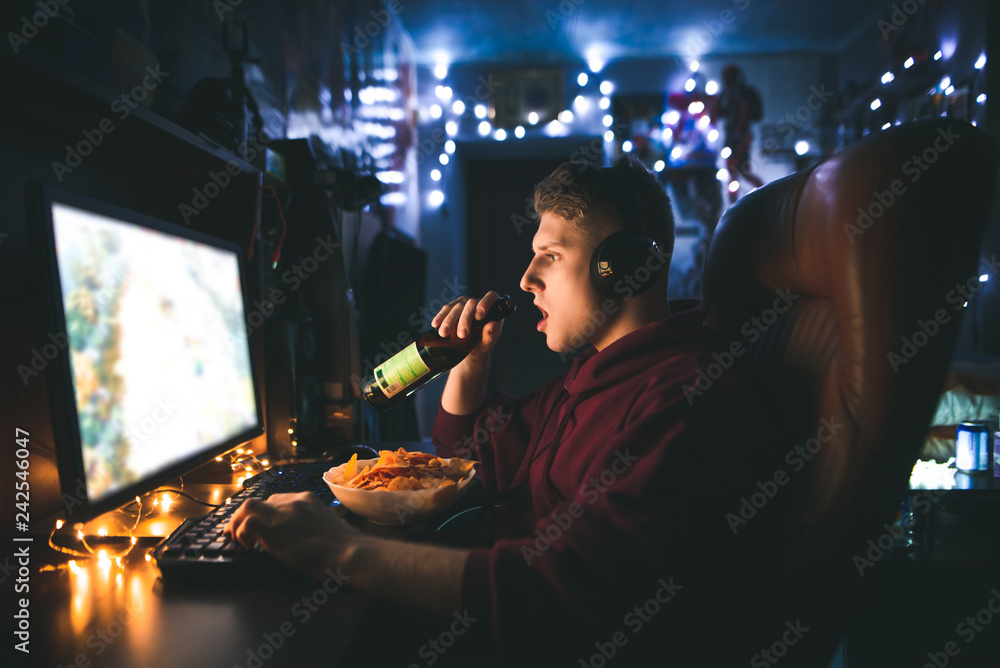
[
  {"x1": 225, "y1": 492, "x2": 468, "y2": 619},
  {"x1": 226, "y1": 492, "x2": 361, "y2": 581},
  {"x1": 431, "y1": 291, "x2": 504, "y2": 365},
  {"x1": 434, "y1": 292, "x2": 504, "y2": 415}
]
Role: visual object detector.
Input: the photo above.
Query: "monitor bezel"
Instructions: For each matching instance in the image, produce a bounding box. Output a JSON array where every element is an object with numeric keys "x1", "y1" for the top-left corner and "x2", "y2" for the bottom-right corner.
[{"x1": 29, "y1": 183, "x2": 265, "y2": 524}]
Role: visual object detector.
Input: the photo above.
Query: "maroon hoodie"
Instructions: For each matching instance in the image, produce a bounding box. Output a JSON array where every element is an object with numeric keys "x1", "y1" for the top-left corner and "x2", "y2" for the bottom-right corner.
[{"x1": 432, "y1": 301, "x2": 800, "y2": 664}]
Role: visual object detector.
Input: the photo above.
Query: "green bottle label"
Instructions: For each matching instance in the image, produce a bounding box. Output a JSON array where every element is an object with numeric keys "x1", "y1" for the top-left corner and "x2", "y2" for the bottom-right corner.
[{"x1": 373, "y1": 342, "x2": 431, "y2": 398}]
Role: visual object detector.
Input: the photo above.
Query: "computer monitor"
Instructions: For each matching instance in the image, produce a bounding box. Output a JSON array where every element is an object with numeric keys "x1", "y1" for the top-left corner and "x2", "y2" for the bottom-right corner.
[{"x1": 30, "y1": 185, "x2": 264, "y2": 523}]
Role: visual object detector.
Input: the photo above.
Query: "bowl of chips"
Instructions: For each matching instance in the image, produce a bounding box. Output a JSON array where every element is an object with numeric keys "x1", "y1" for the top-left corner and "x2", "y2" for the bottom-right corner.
[{"x1": 323, "y1": 448, "x2": 478, "y2": 526}]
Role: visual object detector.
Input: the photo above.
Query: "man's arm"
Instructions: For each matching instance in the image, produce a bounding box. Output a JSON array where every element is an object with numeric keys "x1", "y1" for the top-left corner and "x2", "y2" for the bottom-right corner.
[
  {"x1": 433, "y1": 292, "x2": 503, "y2": 416},
  {"x1": 227, "y1": 492, "x2": 468, "y2": 618}
]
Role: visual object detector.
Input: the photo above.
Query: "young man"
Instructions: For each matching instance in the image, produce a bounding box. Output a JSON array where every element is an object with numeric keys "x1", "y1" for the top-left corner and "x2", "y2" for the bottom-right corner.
[{"x1": 228, "y1": 156, "x2": 797, "y2": 665}]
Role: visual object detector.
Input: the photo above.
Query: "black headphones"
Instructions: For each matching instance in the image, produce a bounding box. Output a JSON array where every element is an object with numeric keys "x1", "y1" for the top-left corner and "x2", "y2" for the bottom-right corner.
[{"x1": 589, "y1": 167, "x2": 666, "y2": 299}]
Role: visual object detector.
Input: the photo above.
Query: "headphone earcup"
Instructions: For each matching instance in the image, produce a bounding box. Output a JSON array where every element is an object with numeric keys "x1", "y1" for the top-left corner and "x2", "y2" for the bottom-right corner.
[{"x1": 590, "y1": 232, "x2": 665, "y2": 299}]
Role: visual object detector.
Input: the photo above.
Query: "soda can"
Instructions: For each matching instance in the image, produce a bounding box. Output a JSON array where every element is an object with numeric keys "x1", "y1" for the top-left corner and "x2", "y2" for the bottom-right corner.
[
  {"x1": 956, "y1": 421, "x2": 991, "y2": 472},
  {"x1": 994, "y1": 431, "x2": 1000, "y2": 478}
]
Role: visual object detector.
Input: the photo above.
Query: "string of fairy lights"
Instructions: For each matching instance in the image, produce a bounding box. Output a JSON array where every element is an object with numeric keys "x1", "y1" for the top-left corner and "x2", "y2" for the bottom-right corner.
[
  {"x1": 419, "y1": 44, "x2": 988, "y2": 210},
  {"x1": 42, "y1": 447, "x2": 269, "y2": 572}
]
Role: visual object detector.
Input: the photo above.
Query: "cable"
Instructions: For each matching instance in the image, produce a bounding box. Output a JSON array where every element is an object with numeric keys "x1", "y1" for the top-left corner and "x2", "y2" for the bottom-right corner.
[
  {"x1": 262, "y1": 184, "x2": 288, "y2": 268},
  {"x1": 246, "y1": 183, "x2": 289, "y2": 269},
  {"x1": 153, "y1": 488, "x2": 226, "y2": 509}
]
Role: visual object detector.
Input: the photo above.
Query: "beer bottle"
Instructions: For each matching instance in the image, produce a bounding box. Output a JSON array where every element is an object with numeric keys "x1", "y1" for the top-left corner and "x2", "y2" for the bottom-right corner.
[{"x1": 361, "y1": 295, "x2": 516, "y2": 410}]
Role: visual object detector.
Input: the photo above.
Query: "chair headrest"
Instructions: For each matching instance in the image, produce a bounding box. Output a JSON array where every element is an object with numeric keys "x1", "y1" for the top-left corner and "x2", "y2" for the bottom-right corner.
[{"x1": 703, "y1": 119, "x2": 999, "y2": 547}]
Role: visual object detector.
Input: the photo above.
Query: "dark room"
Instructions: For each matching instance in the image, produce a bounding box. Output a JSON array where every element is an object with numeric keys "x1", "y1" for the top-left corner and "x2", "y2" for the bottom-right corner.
[{"x1": 2, "y1": 1, "x2": 1000, "y2": 666}]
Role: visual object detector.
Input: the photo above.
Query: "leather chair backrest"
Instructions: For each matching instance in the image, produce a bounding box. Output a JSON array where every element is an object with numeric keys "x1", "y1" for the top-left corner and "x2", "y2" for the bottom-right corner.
[{"x1": 702, "y1": 119, "x2": 999, "y2": 557}]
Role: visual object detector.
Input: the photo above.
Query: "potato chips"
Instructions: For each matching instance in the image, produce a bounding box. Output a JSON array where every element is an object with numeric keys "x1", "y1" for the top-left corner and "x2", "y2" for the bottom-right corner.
[{"x1": 339, "y1": 448, "x2": 477, "y2": 491}]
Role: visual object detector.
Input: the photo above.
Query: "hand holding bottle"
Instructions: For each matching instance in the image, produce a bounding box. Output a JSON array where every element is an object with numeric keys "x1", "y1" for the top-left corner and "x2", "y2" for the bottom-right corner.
[
  {"x1": 361, "y1": 292, "x2": 516, "y2": 411},
  {"x1": 430, "y1": 291, "x2": 505, "y2": 367}
]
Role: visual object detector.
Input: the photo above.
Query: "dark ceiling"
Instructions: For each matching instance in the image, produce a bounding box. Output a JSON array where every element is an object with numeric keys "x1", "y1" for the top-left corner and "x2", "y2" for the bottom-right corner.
[{"x1": 398, "y1": 0, "x2": 894, "y2": 66}]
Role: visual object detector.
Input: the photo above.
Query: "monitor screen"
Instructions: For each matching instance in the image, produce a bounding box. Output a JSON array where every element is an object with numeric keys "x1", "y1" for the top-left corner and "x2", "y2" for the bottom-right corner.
[{"x1": 32, "y1": 186, "x2": 264, "y2": 521}]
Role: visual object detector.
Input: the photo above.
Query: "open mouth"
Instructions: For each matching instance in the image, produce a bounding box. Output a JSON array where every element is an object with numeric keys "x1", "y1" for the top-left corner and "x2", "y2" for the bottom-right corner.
[{"x1": 536, "y1": 305, "x2": 549, "y2": 331}]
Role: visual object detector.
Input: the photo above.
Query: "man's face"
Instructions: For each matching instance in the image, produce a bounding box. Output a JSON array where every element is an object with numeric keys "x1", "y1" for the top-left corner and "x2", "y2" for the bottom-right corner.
[{"x1": 519, "y1": 212, "x2": 609, "y2": 353}]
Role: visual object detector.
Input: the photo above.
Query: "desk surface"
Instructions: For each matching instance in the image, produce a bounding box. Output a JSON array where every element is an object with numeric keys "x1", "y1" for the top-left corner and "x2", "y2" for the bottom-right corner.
[{"x1": 20, "y1": 480, "x2": 401, "y2": 668}]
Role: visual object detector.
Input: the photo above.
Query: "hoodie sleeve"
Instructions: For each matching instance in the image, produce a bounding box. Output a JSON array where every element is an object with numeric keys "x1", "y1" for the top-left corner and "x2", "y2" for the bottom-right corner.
[
  {"x1": 431, "y1": 389, "x2": 544, "y2": 494},
  {"x1": 456, "y1": 376, "x2": 796, "y2": 662}
]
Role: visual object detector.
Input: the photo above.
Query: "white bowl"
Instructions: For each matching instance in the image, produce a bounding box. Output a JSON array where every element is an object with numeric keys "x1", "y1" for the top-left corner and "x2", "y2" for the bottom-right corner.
[{"x1": 323, "y1": 458, "x2": 476, "y2": 526}]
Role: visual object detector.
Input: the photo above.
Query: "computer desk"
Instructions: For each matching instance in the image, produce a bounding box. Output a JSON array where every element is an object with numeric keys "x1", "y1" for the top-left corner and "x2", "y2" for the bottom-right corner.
[{"x1": 26, "y1": 468, "x2": 413, "y2": 668}]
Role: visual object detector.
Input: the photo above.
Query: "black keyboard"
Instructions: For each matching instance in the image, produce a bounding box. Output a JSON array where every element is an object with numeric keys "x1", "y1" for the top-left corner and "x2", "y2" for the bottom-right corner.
[{"x1": 152, "y1": 460, "x2": 340, "y2": 586}]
